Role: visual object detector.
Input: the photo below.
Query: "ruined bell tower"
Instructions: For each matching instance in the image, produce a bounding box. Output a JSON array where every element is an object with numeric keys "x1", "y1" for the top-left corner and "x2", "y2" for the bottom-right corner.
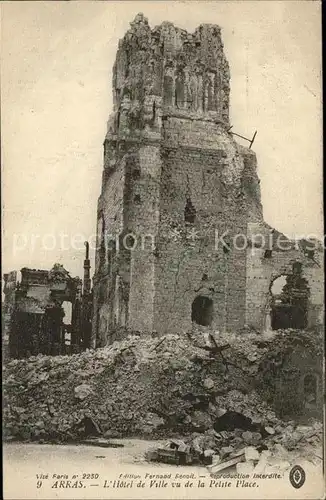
[{"x1": 92, "y1": 13, "x2": 264, "y2": 346}]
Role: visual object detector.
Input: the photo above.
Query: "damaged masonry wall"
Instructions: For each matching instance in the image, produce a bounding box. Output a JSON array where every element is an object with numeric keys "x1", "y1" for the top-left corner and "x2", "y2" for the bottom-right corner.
[
  {"x1": 3, "y1": 264, "x2": 92, "y2": 358},
  {"x1": 245, "y1": 225, "x2": 324, "y2": 332},
  {"x1": 92, "y1": 13, "x2": 323, "y2": 344}
]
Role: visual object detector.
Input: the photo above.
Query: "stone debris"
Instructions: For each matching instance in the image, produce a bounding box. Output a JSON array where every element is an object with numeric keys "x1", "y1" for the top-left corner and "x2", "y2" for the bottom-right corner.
[
  {"x1": 74, "y1": 384, "x2": 94, "y2": 401},
  {"x1": 265, "y1": 426, "x2": 275, "y2": 435},
  {"x1": 244, "y1": 446, "x2": 260, "y2": 461},
  {"x1": 208, "y1": 455, "x2": 245, "y2": 473},
  {"x1": 146, "y1": 438, "x2": 216, "y2": 466},
  {"x1": 236, "y1": 460, "x2": 255, "y2": 474},
  {"x1": 147, "y1": 417, "x2": 322, "y2": 470},
  {"x1": 253, "y1": 450, "x2": 270, "y2": 474},
  {"x1": 3, "y1": 330, "x2": 322, "y2": 471}
]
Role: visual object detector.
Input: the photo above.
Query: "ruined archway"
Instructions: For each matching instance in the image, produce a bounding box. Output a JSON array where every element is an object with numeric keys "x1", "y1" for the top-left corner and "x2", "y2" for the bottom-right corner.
[
  {"x1": 270, "y1": 275, "x2": 289, "y2": 330},
  {"x1": 191, "y1": 296, "x2": 213, "y2": 326},
  {"x1": 270, "y1": 265, "x2": 310, "y2": 330}
]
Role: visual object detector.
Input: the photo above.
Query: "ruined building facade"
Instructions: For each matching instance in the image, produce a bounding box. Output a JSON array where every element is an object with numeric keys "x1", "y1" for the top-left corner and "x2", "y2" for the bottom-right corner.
[
  {"x1": 92, "y1": 14, "x2": 323, "y2": 346},
  {"x1": 3, "y1": 247, "x2": 93, "y2": 359}
]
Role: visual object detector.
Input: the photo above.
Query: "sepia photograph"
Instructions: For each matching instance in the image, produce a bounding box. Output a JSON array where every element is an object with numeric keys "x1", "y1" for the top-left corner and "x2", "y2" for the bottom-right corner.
[{"x1": 1, "y1": 1, "x2": 324, "y2": 499}]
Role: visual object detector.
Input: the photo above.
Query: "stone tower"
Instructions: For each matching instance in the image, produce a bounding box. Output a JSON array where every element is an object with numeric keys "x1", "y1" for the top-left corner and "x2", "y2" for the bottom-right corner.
[{"x1": 92, "y1": 13, "x2": 264, "y2": 346}]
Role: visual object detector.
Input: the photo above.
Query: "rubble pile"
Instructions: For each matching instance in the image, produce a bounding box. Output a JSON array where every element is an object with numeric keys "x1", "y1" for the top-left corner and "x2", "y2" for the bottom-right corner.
[
  {"x1": 146, "y1": 418, "x2": 322, "y2": 472},
  {"x1": 3, "y1": 329, "x2": 323, "y2": 468},
  {"x1": 145, "y1": 414, "x2": 322, "y2": 470}
]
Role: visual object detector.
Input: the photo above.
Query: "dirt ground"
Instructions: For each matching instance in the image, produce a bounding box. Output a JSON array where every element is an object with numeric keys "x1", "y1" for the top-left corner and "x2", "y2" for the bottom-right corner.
[
  {"x1": 3, "y1": 440, "x2": 324, "y2": 500},
  {"x1": 3, "y1": 440, "x2": 205, "y2": 499}
]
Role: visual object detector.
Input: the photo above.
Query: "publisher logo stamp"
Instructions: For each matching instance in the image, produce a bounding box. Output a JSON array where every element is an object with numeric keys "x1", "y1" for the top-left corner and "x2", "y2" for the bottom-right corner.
[{"x1": 289, "y1": 465, "x2": 306, "y2": 489}]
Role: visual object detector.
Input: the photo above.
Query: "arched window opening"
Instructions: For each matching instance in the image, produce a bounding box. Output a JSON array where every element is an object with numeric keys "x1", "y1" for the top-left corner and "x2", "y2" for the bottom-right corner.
[
  {"x1": 192, "y1": 296, "x2": 214, "y2": 326},
  {"x1": 306, "y1": 250, "x2": 315, "y2": 259},
  {"x1": 271, "y1": 275, "x2": 287, "y2": 296},
  {"x1": 303, "y1": 373, "x2": 318, "y2": 408},
  {"x1": 163, "y1": 76, "x2": 173, "y2": 106},
  {"x1": 189, "y1": 77, "x2": 198, "y2": 110},
  {"x1": 207, "y1": 79, "x2": 215, "y2": 111},
  {"x1": 175, "y1": 76, "x2": 185, "y2": 108},
  {"x1": 270, "y1": 275, "x2": 290, "y2": 330},
  {"x1": 152, "y1": 101, "x2": 156, "y2": 122},
  {"x1": 184, "y1": 198, "x2": 196, "y2": 224}
]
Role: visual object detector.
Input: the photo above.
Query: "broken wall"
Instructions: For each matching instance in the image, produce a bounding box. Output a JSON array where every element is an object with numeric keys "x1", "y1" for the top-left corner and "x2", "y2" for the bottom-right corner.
[
  {"x1": 93, "y1": 152, "x2": 126, "y2": 346},
  {"x1": 5, "y1": 265, "x2": 85, "y2": 359},
  {"x1": 256, "y1": 331, "x2": 323, "y2": 420},
  {"x1": 153, "y1": 114, "x2": 264, "y2": 334},
  {"x1": 245, "y1": 244, "x2": 324, "y2": 332},
  {"x1": 125, "y1": 144, "x2": 162, "y2": 333}
]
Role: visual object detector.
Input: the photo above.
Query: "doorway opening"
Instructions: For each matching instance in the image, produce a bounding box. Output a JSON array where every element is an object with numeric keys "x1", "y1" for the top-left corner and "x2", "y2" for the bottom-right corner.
[
  {"x1": 270, "y1": 266, "x2": 309, "y2": 330},
  {"x1": 191, "y1": 296, "x2": 213, "y2": 326}
]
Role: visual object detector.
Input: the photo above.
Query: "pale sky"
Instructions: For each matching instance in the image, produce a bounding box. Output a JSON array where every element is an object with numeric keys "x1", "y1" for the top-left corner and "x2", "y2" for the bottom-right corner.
[{"x1": 1, "y1": 1, "x2": 323, "y2": 280}]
